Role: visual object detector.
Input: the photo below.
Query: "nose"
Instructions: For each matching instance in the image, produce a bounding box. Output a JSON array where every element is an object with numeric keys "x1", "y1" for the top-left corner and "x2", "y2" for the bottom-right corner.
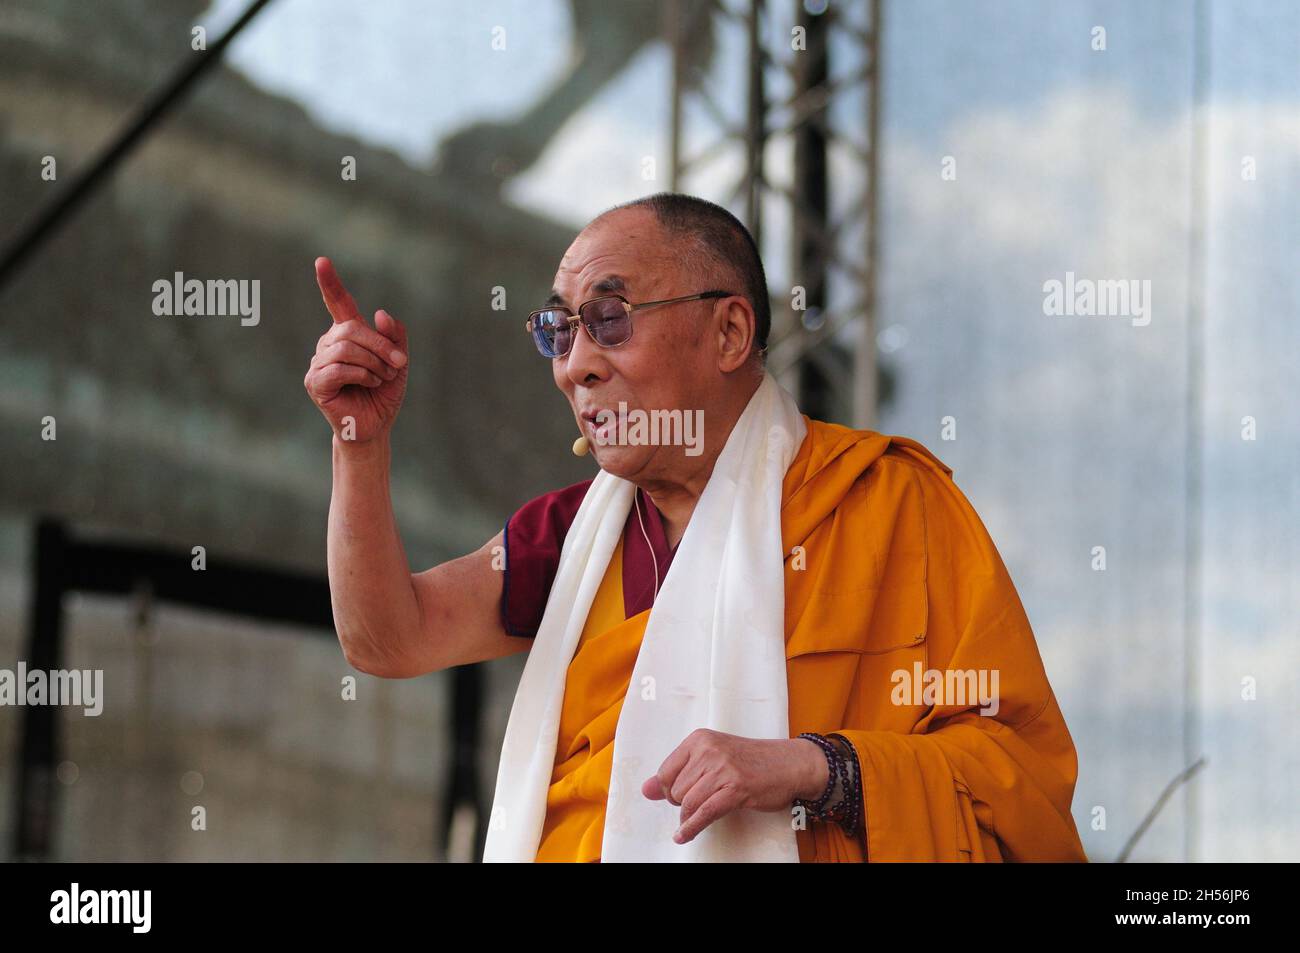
[{"x1": 562, "y1": 317, "x2": 611, "y2": 388}]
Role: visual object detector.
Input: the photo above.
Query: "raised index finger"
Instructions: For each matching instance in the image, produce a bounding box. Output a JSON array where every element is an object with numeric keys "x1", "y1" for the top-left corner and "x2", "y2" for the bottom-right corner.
[{"x1": 315, "y1": 256, "x2": 362, "y2": 325}]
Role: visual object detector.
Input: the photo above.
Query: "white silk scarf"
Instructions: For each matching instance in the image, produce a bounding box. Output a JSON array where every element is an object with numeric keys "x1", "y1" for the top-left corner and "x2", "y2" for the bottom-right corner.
[{"x1": 484, "y1": 370, "x2": 807, "y2": 862}]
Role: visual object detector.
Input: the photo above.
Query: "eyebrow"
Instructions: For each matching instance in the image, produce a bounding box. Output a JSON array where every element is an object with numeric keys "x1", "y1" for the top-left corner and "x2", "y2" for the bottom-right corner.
[{"x1": 545, "y1": 275, "x2": 627, "y2": 309}]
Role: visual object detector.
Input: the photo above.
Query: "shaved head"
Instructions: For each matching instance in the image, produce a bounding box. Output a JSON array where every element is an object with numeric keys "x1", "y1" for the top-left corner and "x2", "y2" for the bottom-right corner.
[{"x1": 589, "y1": 193, "x2": 770, "y2": 355}]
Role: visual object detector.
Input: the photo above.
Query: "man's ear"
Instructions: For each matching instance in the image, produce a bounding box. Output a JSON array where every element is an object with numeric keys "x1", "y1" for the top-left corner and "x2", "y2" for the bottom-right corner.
[{"x1": 716, "y1": 297, "x2": 757, "y2": 373}]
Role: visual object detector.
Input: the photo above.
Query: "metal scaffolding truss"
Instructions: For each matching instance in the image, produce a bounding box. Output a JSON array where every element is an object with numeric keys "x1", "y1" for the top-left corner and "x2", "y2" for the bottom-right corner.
[{"x1": 668, "y1": 0, "x2": 882, "y2": 427}]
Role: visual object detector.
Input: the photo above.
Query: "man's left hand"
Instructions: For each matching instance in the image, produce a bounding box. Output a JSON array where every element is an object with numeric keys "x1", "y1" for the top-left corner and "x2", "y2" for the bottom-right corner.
[{"x1": 642, "y1": 729, "x2": 828, "y2": 845}]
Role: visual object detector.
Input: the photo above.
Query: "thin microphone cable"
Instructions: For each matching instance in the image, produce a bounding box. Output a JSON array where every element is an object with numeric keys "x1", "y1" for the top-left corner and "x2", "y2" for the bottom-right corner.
[{"x1": 633, "y1": 491, "x2": 660, "y2": 597}]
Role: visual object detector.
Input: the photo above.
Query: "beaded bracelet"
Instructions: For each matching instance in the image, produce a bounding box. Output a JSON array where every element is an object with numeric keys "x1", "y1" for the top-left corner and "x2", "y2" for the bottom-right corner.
[
  {"x1": 816, "y1": 736, "x2": 854, "y2": 833},
  {"x1": 793, "y1": 732, "x2": 840, "y2": 818},
  {"x1": 826, "y1": 733, "x2": 863, "y2": 838},
  {"x1": 792, "y1": 732, "x2": 863, "y2": 838}
]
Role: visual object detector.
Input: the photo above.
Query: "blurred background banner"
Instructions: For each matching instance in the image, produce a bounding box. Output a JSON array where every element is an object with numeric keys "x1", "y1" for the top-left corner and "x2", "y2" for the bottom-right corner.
[{"x1": 0, "y1": 0, "x2": 1295, "y2": 862}]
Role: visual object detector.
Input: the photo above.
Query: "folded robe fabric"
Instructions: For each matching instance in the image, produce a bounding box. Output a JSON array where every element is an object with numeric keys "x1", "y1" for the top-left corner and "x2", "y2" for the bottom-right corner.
[{"x1": 778, "y1": 419, "x2": 1087, "y2": 861}]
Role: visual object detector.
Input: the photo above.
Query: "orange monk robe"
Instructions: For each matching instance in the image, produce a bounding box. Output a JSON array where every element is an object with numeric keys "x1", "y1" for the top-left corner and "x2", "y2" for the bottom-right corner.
[{"x1": 535, "y1": 416, "x2": 1088, "y2": 862}]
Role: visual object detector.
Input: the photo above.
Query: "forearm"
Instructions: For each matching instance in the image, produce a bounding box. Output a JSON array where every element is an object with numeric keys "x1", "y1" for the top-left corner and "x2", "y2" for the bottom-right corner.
[{"x1": 326, "y1": 433, "x2": 422, "y2": 674}]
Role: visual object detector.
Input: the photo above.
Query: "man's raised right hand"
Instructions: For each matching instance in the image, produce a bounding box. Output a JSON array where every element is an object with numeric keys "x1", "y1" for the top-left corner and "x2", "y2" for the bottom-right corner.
[{"x1": 305, "y1": 257, "x2": 409, "y2": 443}]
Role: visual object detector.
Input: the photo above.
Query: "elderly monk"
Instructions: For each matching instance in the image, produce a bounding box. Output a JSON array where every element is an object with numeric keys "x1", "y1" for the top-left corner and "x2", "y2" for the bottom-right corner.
[{"x1": 305, "y1": 192, "x2": 1087, "y2": 863}]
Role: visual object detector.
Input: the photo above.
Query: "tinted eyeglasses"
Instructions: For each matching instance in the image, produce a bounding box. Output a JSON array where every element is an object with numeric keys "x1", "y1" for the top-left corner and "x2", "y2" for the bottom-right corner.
[{"x1": 524, "y1": 290, "x2": 736, "y2": 358}]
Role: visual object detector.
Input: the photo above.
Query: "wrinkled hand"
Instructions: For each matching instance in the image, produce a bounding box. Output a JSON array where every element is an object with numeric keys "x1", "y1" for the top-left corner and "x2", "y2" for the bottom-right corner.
[
  {"x1": 304, "y1": 257, "x2": 409, "y2": 443},
  {"x1": 642, "y1": 729, "x2": 827, "y2": 845}
]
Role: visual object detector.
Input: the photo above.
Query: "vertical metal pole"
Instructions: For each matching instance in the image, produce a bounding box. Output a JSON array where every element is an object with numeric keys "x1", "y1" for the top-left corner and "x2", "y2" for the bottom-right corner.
[
  {"x1": 669, "y1": 0, "x2": 685, "y2": 192},
  {"x1": 745, "y1": 0, "x2": 766, "y2": 249},
  {"x1": 854, "y1": 0, "x2": 882, "y2": 429},
  {"x1": 792, "y1": 1, "x2": 831, "y2": 421},
  {"x1": 14, "y1": 519, "x2": 67, "y2": 860},
  {"x1": 443, "y1": 665, "x2": 485, "y2": 862}
]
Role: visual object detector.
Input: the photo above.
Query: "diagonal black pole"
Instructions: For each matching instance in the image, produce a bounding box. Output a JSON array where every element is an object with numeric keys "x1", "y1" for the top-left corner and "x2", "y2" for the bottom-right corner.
[
  {"x1": 1115, "y1": 757, "x2": 1207, "y2": 863},
  {"x1": 0, "y1": 0, "x2": 275, "y2": 294}
]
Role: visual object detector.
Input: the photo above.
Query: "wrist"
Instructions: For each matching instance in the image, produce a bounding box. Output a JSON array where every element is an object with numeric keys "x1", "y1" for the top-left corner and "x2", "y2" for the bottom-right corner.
[
  {"x1": 332, "y1": 432, "x2": 392, "y2": 486},
  {"x1": 333, "y1": 430, "x2": 390, "y2": 460},
  {"x1": 793, "y1": 737, "x2": 831, "y2": 802}
]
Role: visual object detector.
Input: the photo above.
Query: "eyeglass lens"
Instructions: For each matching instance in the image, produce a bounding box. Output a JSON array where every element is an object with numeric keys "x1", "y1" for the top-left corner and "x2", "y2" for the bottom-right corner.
[{"x1": 532, "y1": 298, "x2": 630, "y2": 357}]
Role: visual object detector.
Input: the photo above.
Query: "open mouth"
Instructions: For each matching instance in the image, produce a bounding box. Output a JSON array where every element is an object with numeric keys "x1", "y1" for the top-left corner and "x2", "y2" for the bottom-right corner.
[{"x1": 581, "y1": 410, "x2": 614, "y2": 442}]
